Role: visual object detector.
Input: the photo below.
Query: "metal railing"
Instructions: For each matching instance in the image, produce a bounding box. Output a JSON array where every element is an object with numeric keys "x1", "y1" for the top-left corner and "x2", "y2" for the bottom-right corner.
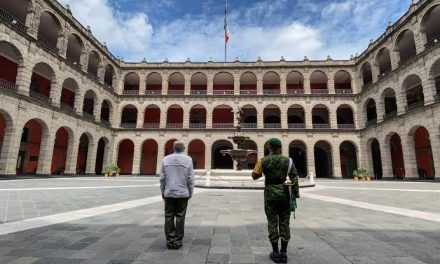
[
  {"x1": 213, "y1": 90, "x2": 234, "y2": 95},
  {"x1": 120, "y1": 123, "x2": 136, "y2": 128},
  {"x1": 143, "y1": 123, "x2": 160, "y2": 129},
  {"x1": 288, "y1": 123, "x2": 305, "y2": 129},
  {"x1": 166, "y1": 123, "x2": 183, "y2": 129},
  {"x1": 145, "y1": 90, "x2": 161, "y2": 95},
  {"x1": 101, "y1": 120, "x2": 111, "y2": 127},
  {"x1": 65, "y1": 58, "x2": 82, "y2": 71},
  {"x1": 29, "y1": 91, "x2": 52, "y2": 104},
  {"x1": 168, "y1": 90, "x2": 185, "y2": 95},
  {"x1": 37, "y1": 35, "x2": 59, "y2": 54},
  {"x1": 435, "y1": 94, "x2": 440, "y2": 102},
  {"x1": 0, "y1": 8, "x2": 28, "y2": 33},
  {"x1": 362, "y1": 82, "x2": 372, "y2": 90},
  {"x1": 240, "y1": 90, "x2": 257, "y2": 95},
  {"x1": 190, "y1": 90, "x2": 207, "y2": 95},
  {"x1": 213, "y1": 123, "x2": 234, "y2": 129},
  {"x1": 406, "y1": 100, "x2": 424, "y2": 112},
  {"x1": 311, "y1": 89, "x2": 328, "y2": 94},
  {"x1": 87, "y1": 72, "x2": 100, "y2": 83},
  {"x1": 337, "y1": 124, "x2": 355, "y2": 129},
  {"x1": 366, "y1": 118, "x2": 377, "y2": 127},
  {"x1": 383, "y1": 111, "x2": 397, "y2": 121},
  {"x1": 122, "y1": 90, "x2": 139, "y2": 95},
  {"x1": 313, "y1": 124, "x2": 330, "y2": 129},
  {"x1": 398, "y1": 53, "x2": 416, "y2": 66},
  {"x1": 263, "y1": 90, "x2": 281, "y2": 95},
  {"x1": 83, "y1": 112, "x2": 95, "y2": 120},
  {"x1": 103, "y1": 84, "x2": 113, "y2": 91},
  {"x1": 378, "y1": 71, "x2": 390, "y2": 80},
  {"x1": 335, "y1": 89, "x2": 353, "y2": 94},
  {"x1": 425, "y1": 36, "x2": 440, "y2": 49},
  {"x1": 189, "y1": 123, "x2": 206, "y2": 129},
  {"x1": 60, "y1": 103, "x2": 75, "y2": 113},
  {"x1": 264, "y1": 123, "x2": 281, "y2": 129},
  {"x1": 0, "y1": 78, "x2": 19, "y2": 92},
  {"x1": 287, "y1": 89, "x2": 304, "y2": 95},
  {"x1": 242, "y1": 123, "x2": 257, "y2": 129}
]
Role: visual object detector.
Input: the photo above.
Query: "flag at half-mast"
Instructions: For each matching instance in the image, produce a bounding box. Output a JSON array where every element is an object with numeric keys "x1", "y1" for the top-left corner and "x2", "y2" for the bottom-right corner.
[{"x1": 224, "y1": 3, "x2": 230, "y2": 43}]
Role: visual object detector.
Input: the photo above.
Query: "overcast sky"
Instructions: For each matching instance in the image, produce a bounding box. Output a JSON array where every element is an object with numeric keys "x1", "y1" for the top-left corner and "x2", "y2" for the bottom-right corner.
[{"x1": 59, "y1": 0, "x2": 410, "y2": 62}]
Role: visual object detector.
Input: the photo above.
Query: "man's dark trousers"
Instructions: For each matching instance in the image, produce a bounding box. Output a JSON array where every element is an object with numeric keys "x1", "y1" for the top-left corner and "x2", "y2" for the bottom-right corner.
[{"x1": 164, "y1": 197, "x2": 189, "y2": 248}]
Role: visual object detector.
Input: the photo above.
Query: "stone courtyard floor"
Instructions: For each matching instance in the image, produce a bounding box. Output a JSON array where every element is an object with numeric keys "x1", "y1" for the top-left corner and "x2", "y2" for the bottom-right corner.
[{"x1": 0, "y1": 177, "x2": 439, "y2": 264}]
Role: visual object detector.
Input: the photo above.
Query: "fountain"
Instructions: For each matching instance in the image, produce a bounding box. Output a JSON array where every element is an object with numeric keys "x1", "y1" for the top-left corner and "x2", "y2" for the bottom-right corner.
[{"x1": 220, "y1": 107, "x2": 258, "y2": 171}]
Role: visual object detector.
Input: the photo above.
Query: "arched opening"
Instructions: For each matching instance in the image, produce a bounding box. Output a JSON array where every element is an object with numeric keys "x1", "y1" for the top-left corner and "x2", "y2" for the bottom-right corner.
[
  {"x1": 189, "y1": 105, "x2": 207, "y2": 129},
  {"x1": 365, "y1": 99, "x2": 377, "y2": 126},
  {"x1": 212, "y1": 140, "x2": 233, "y2": 169},
  {"x1": 95, "y1": 137, "x2": 108, "y2": 175},
  {"x1": 76, "y1": 133, "x2": 90, "y2": 175},
  {"x1": 188, "y1": 140, "x2": 205, "y2": 169},
  {"x1": 340, "y1": 141, "x2": 358, "y2": 178},
  {"x1": 334, "y1": 70, "x2": 352, "y2": 93},
  {"x1": 144, "y1": 105, "x2": 161, "y2": 128},
  {"x1": 141, "y1": 139, "x2": 158, "y2": 175},
  {"x1": 104, "y1": 64, "x2": 115, "y2": 88},
  {"x1": 403, "y1": 75, "x2": 424, "y2": 111},
  {"x1": 396, "y1": 30, "x2": 417, "y2": 64},
  {"x1": 87, "y1": 50, "x2": 100, "y2": 79},
  {"x1": 51, "y1": 127, "x2": 69, "y2": 175},
  {"x1": 361, "y1": 62, "x2": 373, "y2": 88},
  {"x1": 413, "y1": 127, "x2": 435, "y2": 180},
  {"x1": 240, "y1": 72, "x2": 257, "y2": 95},
  {"x1": 191, "y1": 72, "x2": 207, "y2": 95},
  {"x1": 376, "y1": 48, "x2": 392, "y2": 77},
  {"x1": 166, "y1": 105, "x2": 183, "y2": 128},
  {"x1": 0, "y1": 112, "x2": 11, "y2": 161},
  {"x1": 0, "y1": 0, "x2": 29, "y2": 25},
  {"x1": 370, "y1": 139, "x2": 383, "y2": 180},
  {"x1": 312, "y1": 105, "x2": 330, "y2": 129},
  {"x1": 60, "y1": 78, "x2": 78, "y2": 112},
  {"x1": 123, "y1": 72, "x2": 140, "y2": 95},
  {"x1": 82, "y1": 90, "x2": 96, "y2": 118},
  {"x1": 168, "y1": 72, "x2": 184, "y2": 95},
  {"x1": 117, "y1": 139, "x2": 134, "y2": 175},
  {"x1": 213, "y1": 105, "x2": 233, "y2": 128},
  {"x1": 0, "y1": 41, "x2": 23, "y2": 90},
  {"x1": 289, "y1": 141, "x2": 307, "y2": 177},
  {"x1": 120, "y1": 105, "x2": 138, "y2": 128},
  {"x1": 382, "y1": 88, "x2": 397, "y2": 120},
  {"x1": 421, "y1": 5, "x2": 440, "y2": 46},
  {"x1": 242, "y1": 105, "x2": 257, "y2": 129},
  {"x1": 66, "y1": 34, "x2": 83, "y2": 65},
  {"x1": 213, "y1": 72, "x2": 234, "y2": 95},
  {"x1": 17, "y1": 119, "x2": 46, "y2": 175},
  {"x1": 286, "y1": 71, "x2": 304, "y2": 95},
  {"x1": 389, "y1": 133, "x2": 405, "y2": 179},
  {"x1": 146, "y1": 72, "x2": 162, "y2": 95},
  {"x1": 100, "y1": 100, "x2": 111, "y2": 123},
  {"x1": 314, "y1": 141, "x2": 333, "y2": 178},
  {"x1": 165, "y1": 139, "x2": 177, "y2": 156},
  {"x1": 310, "y1": 71, "x2": 328, "y2": 94},
  {"x1": 336, "y1": 105, "x2": 355, "y2": 129},
  {"x1": 263, "y1": 71, "x2": 280, "y2": 95},
  {"x1": 30, "y1": 62, "x2": 55, "y2": 102},
  {"x1": 242, "y1": 140, "x2": 257, "y2": 169},
  {"x1": 37, "y1": 11, "x2": 61, "y2": 53},
  {"x1": 430, "y1": 59, "x2": 440, "y2": 99},
  {"x1": 288, "y1": 105, "x2": 305, "y2": 129},
  {"x1": 263, "y1": 105, "x2": 281, "y2": 128}
]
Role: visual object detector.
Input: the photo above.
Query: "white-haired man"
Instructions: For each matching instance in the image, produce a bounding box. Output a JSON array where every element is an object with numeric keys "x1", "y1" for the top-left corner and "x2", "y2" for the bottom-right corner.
[{"x1": 159, "y1": 141, "x2": 195, "y2": 250}]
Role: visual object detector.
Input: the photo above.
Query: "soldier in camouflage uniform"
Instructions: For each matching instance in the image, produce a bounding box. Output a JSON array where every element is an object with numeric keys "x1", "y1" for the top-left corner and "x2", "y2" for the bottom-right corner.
[{"x1": 252, "y1": 138, "x2": 298, "y2": 263}]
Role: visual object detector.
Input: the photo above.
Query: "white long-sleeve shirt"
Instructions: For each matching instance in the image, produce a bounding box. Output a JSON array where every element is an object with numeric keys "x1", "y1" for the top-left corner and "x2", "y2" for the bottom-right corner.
[{"x1": 159, "y1": 153, "x2": 195, "y2": 198}]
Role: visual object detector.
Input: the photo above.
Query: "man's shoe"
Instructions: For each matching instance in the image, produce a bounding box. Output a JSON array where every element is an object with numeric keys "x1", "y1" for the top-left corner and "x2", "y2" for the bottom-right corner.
[
  {"x1": 173, "y1": 243, "x2": 182, "y2": 250},
  {"x1": 279, "y1": 240, "x2": 288, "y2": 263},
  {"x1": 166, "y1": 243, "x2": 174, "y2": 250},
  {"x1": 279, "y1": 252, "x2": 287, "y2": 263},
  {"x1": 270, "y1": 252, "x2": 281, "y2": 263}
]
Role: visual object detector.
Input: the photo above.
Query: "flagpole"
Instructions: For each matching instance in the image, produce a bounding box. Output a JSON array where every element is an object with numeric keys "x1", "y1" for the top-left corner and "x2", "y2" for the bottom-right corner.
[{"x1": 224, "y1": 0, "x2": 227, "y2": 62}]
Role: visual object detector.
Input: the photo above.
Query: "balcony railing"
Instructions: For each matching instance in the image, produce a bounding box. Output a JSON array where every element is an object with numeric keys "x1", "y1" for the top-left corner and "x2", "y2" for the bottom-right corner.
[
  {"x1": 263, "y1": 90, "x2": 281, "y2": 95},
  {"x1": 83, "y1": 112, "x2": 95, "y2": 121},
  {"x1": 103, "y1": 84, "x2": 113, "y2": 91},
  {"x1": 166, "y1": 123, "x2": 183, "y2": 129},
  {"x1": 0, "y1": 78, "x2": 19, "y2": 92},
  {"x1": 337, "y1": 124, "x2": 355, "y2": 129},
  {"x1": 122, "y1": 90, "x2": 139, "y2": 95},
  {"x1": 311, "y1": 89, "x2": 328, "y2": 95},
  {"x1": 287, "y1": 89, "x2": 304, "y2": 95},
  {"x1": 29, "y1": 91, "x2": 52, "y2": 104},
  {"x1": 0, "y1": 8, "x2": 28, "y2": 33},
  {"x1": 242, "y1": 123, "x2": 257, "y2": 129},
  {"x1": 335, "y1": 89, "x2": 353, "y2": 94},
  {"x1": 435, "y1": 94, "x2": 440, "y2": 103},
  {"x1": 213, "y1": 123, "x2": 234, "y2": 129},
  {"x1": 366, "y1": 118, "x2": 377, "y2": 127},
  {"x1": 383, "y1": 111, "x2": 397, "y2": 121},
  {"x1": 101, "y1": 120, "x2": 111, "y2": 127},
  {"x1": 378, "y1": 71, "x2": 390, "y2": 80},
  {"x1": 362, "y1": 82, "x2": 372, "y2": 90},
  {"x1": 288, "y1": 123, "x2": 305, "y2": 129},
  {"x1": 406, "y1": 100, "x2": 424, "y2": 112},
  {"x1": 425, "y1": 36, "x2": 439, "y2": 49},
  {"x1": 313, "y1": 124, "x2": 330, "y2": 129},
  {"x1": 120, "y1": 123, "x2": 136, "y2": 128},
  {"x1": 37, "y1": 35, "x2": 59, "y2": 54},
  {"x1": 240, "y1": 90, "x2": 257, "y2": 95},
  {"x1": 168, "y1": 90, "x2": 185, "y2": 95},
  {"x1": 60, "y1": 103, "x2": 75, "y2": 113},
  {"x1": 143, "y1": 123, "x2": 160, "y2": 129},
  {"x1": 190, "y1": 90, "x2": 207, "y2": 95},
  {"x1": 398, "y1": 53, "x2": 416, "y2": 66},
  {"x1": 264, "y1": 123, "x2": 281, "y2": 129},
  {"x1": 213, "y1": 90, "x2": 234, "y2": 95},
  {"x1": 65, "y1": 59, "x2": 82, "y2": 71},
  {"x1": 189, "y1": 123, "x2": 206, "y2": 129},
  {"x1": 87, "y1": 73, "x2": 100, "y2": 83},
  {"x1": 145, "y1": 90, "x2": 161, "y2": 95}
]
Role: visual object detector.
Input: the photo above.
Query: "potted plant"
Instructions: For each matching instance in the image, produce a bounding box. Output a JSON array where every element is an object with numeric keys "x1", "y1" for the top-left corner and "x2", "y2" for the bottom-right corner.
[
  {"x1": 104, "y1": 163, "x2": 120, "y2": 177},
  {"x1": 353, "y1": 167, "x2": 368, "y2": 181}
]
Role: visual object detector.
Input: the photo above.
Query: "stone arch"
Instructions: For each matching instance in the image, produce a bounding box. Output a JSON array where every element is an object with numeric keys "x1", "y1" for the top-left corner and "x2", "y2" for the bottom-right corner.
[
  {"x1": 263, "y1": 71, "x2": 280, "y2": 94},
  {"x1": 420, "y1": 4, "x2": 440, "y2": 46},
  {"x1": 30, "y1": 62, "x2": 56, "y2": 100},
  {"x1": 191, "y1": 72, "x2": 207, "y2": 94},
  {"x1": 100, "y1": 99, "x2": 112, "y2": 123},
  {"x1": 334, "y1": 70, "x2": 352, "y2": 92},
  {"x1": 188, "y1": 139, "x2": 206, "y2": 169},
  {"x1": 364, "y1": 98, "x2": 377, "y2": 125},
  {"x1": 213, "y1": 105, "x2": 233, "y2": 128},
  {"x1": 83, "y1": 89, "x2": 97, "y2": 117},
  {"x1": 144, "y1": 104, "x2": 161, "y2": 128},
  {"x1": 310, "y1": 70, "x2": 328, "y2": 93},
  {"x1": 104, "y1": 64, "x2": 115, "y2": 87},
  {"x1": 37, "y1": 10, "x2": 63, "y2": 51},
  {"x1": 340, "y1": 141, "x2": 358, "y2": 178},
  {"x1": 385, "y1": 132, "x2": 405, "y2": 179},
  {"x1": 123, "y1": 72, "x2": 140, "y2": 94},
  {"x1": 76, "y1": 132, "x2": 94, "y2": 175},
  {"x1": 408, "y1": 126, "x2": 436, "y2": 180},
  {"x1": 213, "y1": 72, "x2": 234, "y2": 94},
  {"x1": 360, "y1": 62, "x2": 373, "y2": 87},
  {"x1": 287, "y1": 104, "x2": 305, "y2": 128},
  {"x1": 168, "y1": 72, "x2": 185, "y2": 94},
  {"x1": 0, "y1": 0, "x2": 30, "y2": 24},
  {"x1": 0, "y1": 109, "x2": 14, "y2": 168},
  {"x1": 241, "y1": 104, "x2": 258, "y2": 128},
  {"x1": 0, "y1": 41, "x2": 24, "y2": 87},
  {"x1": 189, "y1": 105, "x2": 207, "y2": 128},
  {"x1": 95, "y1": 137, "x2": 110, "y2": 175},
  {"x1": 87, "y1": 50, "x2": 101, "y2": 78},
  {"x1": 60, "y1": 77, "x2": 79, "y2": 110},
  {"x1": 117, "y1": 139, "x2": 134, "y2": 175},
  {"x1": 367, "y1": 138, "x2": 383, "y2": 179},
  {"x1": 311, "y1": 104, "x2": 330, "y2": 128},
  {"x1": 428, "y1": 57, "x2": 440, "y2": 97},
  {"x1": 381, "y1": 87, "x2": 398, "y2": 118},
  {"x1": 146, "y1": 72, "x2": 162, "y2": 95},
  {"x1": 314, "y1": 140, "x2": 333, "y2": 178},
  {"x1": 240, "y1": 71, "x2": 257, "y2": 94},
  {"x1": 402, "y1": 74, "x2": 424, "y2": 110},
  {"x1": 140, "y1": 139, "x2": 158, "y2": 174},
  {"x1": 263, "y1": 104, "x2": 281, "y2": 128},
  {"x1": 395, "y1": 29, "x2": 417, "y2": 63},
  {"x1": 289, "y1": 140, "x2": 307, "y2": 177},
  {"x1": 375, "y1": 47, "x2": 392, "y2": 76},
  {"x1": 50, "y1": 126, "x2": 73, "y2": 174},
  {"x1": 286, "y1": 71, "x2": 304, "y2": 94},
  {"x1": 66, "y1": 33, "x2": 84, "y2": 64},
  {"x1": 166, "y1": 104, "x2": 183, "y2": 128},
  {"x1": 164, "y1": 139, "x2": 177, "y2": 156},
  {"x1": 211, "y1": 139, "x2": 233, "y2": 169}
]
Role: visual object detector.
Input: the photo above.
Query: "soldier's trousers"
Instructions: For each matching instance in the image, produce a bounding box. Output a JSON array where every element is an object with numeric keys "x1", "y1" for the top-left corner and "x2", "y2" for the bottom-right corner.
[
  {"x1": 264, "y1": 199, "x2": 291, "y2": 242},
  {"x1": 164, "y1": 197, "x2": 188, "y2": 246}
]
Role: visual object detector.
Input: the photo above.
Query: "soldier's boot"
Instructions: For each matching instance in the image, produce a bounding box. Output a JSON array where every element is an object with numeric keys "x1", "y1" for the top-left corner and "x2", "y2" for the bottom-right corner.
[
  {"x1": 279, "y1": 240, "x2": 288, "y2": 263},
  {"x1": 269, "y1": 241, "x2": 281, "y2": 263}
]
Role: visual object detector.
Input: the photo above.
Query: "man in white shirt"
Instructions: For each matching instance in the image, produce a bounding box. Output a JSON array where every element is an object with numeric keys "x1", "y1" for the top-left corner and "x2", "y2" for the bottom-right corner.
[{"x1": 159, "y1": 141, "x2": 195, "y2": 250}]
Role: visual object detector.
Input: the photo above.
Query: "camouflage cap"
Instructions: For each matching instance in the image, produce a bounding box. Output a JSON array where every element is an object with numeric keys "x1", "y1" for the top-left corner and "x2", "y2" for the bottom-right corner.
[{"x1": 267, "y1": 138, "x2": 282, "y2": 147}]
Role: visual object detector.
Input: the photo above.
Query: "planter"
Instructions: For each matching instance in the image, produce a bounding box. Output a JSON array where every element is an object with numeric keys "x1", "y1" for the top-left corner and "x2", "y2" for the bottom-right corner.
[{"x1": 354, "y1": 176, "x2": 359, "y2": 181}]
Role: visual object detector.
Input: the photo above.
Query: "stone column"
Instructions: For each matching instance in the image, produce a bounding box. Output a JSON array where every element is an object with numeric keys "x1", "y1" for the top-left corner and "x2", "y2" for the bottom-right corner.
[
  {"x1": 205, "y1": 141, "x2": 212, "y2": 170},
  {"x1": 281, "y1": 107, "x2": 288, "y2": 129},
  {"x1": 422, "y1": 75, "x2": 436, "y2": 105},
  {"x1": 132, "y1": 140, "x2": 141, "y2": 175},
  {"x1": 36, "y1": 129, "x2": 55, "y2": 175},
  {"x1": 206, "y1": 108, "x2": 213, "y2": 129},
  {"x1": 304, "y1": 76, "x2": 311, "y2": 94},
  {"x1": 377, "y1": 98, "x2": 385, "y2": 123},
  {"x1": 97, "y1": 65, "x2": 105, "y2": 83},
  {"x1": 50, "y1": 81, "x2": 62, "y2": 107},
  {"x1": 391, "y1": 49, "x2": 400, "y2": 71},
  {"x1": 307, "y1": 143, "x2": 315, "y2": 178},
  {"x1": 16, "y1": 62, "x2": 32, "y2": 96},
  {"x1": 64, "y1": 136, "x2": 79, "y2": 175},
  {"x1": 74, "y1": 91, "x2": 84, "y2": 115},
  {"x1": 57, "y1": 33, "x2": 67, "y2": 59},
  {"x1": 183, "y1": 107, "x2": 190, "y2": 129},
  {"x1": 280, "y1": 74, "x2": 287, "y2": 95},
  {"x1": 396, "y1": 91, "x2": 408, "y2": 115},
  {"x1": 184, "y1": 75, "x2": 191, "y2": 95},
  {"x1": 137, "y1": 108, "x2": 144, "y2": 129},
  {"x1": 332, "y1": 143, "x2": 342, "y2": 179},
  {"x1": 430, "y1": 132, "x2": 440, "y2": 179},
  {"x1": 162, "y1": 73, "x2": 169, "y2": 95},
  {"x1": 371, "y1": 63, "x2": 380, "y2": 83},
  {"x1": 85, "y1": 142, "x2": 97, "y2": 175},
  {"x1": 160, "y1": 108, "x2": 167, "y2": 128},
  {"x1": 28, "y1": 7, "x2": 41, "y2": 38},
  {"x1": 258, "y1": 141, "x2": 265, "y2": 160},
  {"x1": 380, "y1": 139, "x2": 393, "y2": 179},
  {"x1": 305, "y1": 107, "x2": 313, "y2": 129},
  {"x1": 234, "y1": 77, "x2": 240, "y2": 95},
  {"x1": 328, "y1": 76, "x2": 335, "y2": 94},
  {"x1": 95, "y1": 100, "x2": 102, "y2": 122},
  {"x1": 257, "y1": 108, "x2": 264, "y2": 129},
  {"x1": 401, "y1": 136, "x2": 418, "y2": 179},
  {"x1": 257, "y1": 77, "x2": 263, "y2": 95},
  {"x1": 139, "y1": 72, "x2": 147, "y2": 95},
  {"x1": 207, "y1": 75, "x2": 213, "y2": 95},
  {"x1": 0, "y1": 126, "x2": 21, "y2": 175},
  {"x1": 155, "y1": 141, "x2": 165, "y2": 174},
  {"x1": 330, "y1": 109, "x2": 337, "y2": 129}
]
